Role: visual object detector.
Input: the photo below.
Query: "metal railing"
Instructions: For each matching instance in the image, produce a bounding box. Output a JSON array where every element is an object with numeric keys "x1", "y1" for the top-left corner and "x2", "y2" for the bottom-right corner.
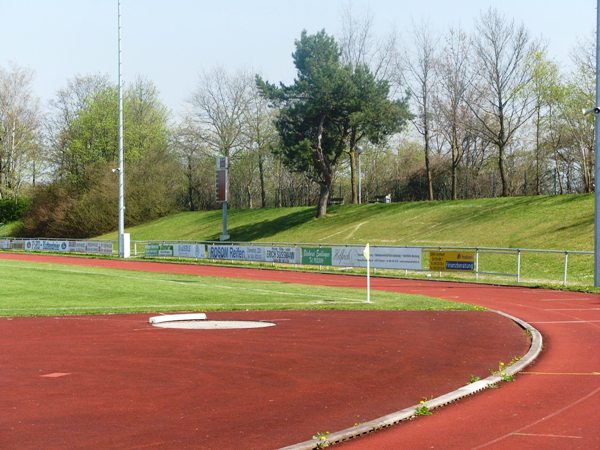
[{"x1": 1, "y1": 237, "x2": 593, "y2": 288}]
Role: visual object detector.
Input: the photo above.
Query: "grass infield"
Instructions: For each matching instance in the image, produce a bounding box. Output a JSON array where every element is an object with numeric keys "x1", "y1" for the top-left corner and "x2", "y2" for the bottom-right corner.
[{"x1": 0, "y1": 259, "x2": 479, "y2": 317}]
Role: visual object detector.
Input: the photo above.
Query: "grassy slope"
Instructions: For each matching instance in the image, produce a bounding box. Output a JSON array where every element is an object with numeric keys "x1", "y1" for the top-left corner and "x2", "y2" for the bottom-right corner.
[{"x1": 100, "y1": 194, "x2": 592, "y2": 251}]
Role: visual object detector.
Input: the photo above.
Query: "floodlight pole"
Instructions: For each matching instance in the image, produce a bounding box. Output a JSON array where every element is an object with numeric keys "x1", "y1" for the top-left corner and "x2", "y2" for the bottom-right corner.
[
  {"x1": 117, "y1": 0, "x2": 126, "y2": 258},
  {"x1": 585, "y1": 0, "x2": 600, "y2": 285}
]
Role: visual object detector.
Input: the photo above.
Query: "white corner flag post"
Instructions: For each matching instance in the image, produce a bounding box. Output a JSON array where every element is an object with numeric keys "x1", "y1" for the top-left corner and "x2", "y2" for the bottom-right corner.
[{"x1": 364, "y1": 243, "x2": 371, "y2": 303}]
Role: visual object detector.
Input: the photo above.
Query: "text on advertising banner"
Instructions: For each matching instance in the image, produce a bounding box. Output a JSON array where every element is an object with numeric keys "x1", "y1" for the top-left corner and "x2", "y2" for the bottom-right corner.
[
  {"x1": 331, "y1": 246, "x2": 422, "y2": 270},
  {"x1": 301, "y1": 247, "x2": 332, "y2": 265},
  {"x1": 429, "y1": 251, "x2": 475, "y2": 272}
]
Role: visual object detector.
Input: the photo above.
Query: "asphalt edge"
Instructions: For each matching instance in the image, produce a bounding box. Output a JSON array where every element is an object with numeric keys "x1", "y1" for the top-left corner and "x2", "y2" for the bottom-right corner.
[{"x1": 280, "y1": 309, "x2": 543, "y2": 449}]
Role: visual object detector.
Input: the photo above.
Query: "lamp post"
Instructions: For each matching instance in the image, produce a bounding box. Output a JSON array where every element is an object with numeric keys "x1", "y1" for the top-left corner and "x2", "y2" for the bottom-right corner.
[
  {"x1": 588, "y1": 0, "x2": 600, "y2": 286},
  {"x1": 594, "y1": 0, "x2": 600, "y2": 287},
  {"x1": 357, "y1": 145, "x2": 364, "y2": 204},
  {"x1": 117, "y1": 0, "x2": 128, "y2": 258}
]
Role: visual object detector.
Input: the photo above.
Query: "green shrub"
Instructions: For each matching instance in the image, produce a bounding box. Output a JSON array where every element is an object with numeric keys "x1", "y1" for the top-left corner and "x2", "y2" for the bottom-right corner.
[{"x1": 0, "y1": 198, "x2": 31, "y2": 223}]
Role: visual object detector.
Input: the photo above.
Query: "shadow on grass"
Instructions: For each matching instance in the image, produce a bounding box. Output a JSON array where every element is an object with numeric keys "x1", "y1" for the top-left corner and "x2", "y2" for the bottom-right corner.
[{"x1": 208, "y1": 208, "x2": 317, "y2": 242}]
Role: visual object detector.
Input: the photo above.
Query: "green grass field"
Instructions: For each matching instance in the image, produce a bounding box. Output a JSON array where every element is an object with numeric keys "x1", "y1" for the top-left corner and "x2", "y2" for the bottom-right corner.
[{"x1": 0, "y1": 259, "x2": 479, "y2": 317}]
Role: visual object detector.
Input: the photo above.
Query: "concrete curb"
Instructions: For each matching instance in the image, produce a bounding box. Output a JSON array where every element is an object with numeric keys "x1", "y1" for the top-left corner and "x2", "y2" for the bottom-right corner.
[{"x1": 280, "y1": 309, "x2": 543, "y2": 449}]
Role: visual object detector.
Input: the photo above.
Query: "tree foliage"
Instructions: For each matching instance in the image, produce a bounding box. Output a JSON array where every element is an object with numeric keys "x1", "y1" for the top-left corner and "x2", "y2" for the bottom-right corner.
[
  {"x1": 258, "y1": 30, "x2": 408, "y2": 217},
  {"x1": 24, "y1": 76, "x2": 177, "y2": 237}
]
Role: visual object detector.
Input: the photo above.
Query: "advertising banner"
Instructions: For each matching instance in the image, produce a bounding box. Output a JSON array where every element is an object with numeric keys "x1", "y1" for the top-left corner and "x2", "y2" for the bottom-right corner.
[
  {"x1": 173, "y1": 244, "x2": 206, "y2": 259},
  {"x1": 264, "y1": 246, "x2": 300, "y2": 264},
  {"x1": 0, "y1": 239, "x2": 11, "y2": 249},
  {"x1": 206, "y1": 245, "x2": 299, "y2": 264},
  {"x1": 208, "y1": 245, "x2": 264, "y2": 261},
  {"x1": 24, "y1": 240, "x2": 69, "y2": 252},
  {"x1": 145, "y1": 244, "x2": 160, "y2": 257},
  {"x1": 429, "y1": 251, "x2": 475, "y2": 272},
  {"x1": 97, "y1": 242, "x2": 114, "y2": 255},
  {"x1": 81, "y1": 241, "x2": 113, "y2": 255},
  {"x1": 158, "y1": 245, "x2": 174, "y2": 257},
  {"x1": 302, "y1": 247, "x2": 332, "y2": 265},
  {"x1": 332, "y1": 246, "x2": 422, "y2": 270},
  {"x1": 69, "y1": 241, "x2": 88, "y2": 253}
]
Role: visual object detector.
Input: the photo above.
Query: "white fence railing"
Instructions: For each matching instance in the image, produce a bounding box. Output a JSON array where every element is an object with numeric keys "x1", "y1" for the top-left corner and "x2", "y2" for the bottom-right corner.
[{"x1": 0, "y1": 237, "x2": 593, "y2": 288}]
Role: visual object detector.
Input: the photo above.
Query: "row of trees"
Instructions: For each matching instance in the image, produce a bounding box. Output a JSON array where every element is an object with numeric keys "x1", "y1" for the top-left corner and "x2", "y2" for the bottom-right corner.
[{"x1": 0, "y1": 7, "x2": 596, "y2": 237}]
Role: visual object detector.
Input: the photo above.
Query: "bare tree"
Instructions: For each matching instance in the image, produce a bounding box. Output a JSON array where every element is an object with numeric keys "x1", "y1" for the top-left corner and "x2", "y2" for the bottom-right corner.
[
  {"x1": 435, "y1": 27, "x2": 475, "y2": 199},
  {"x1": 528, "y1": 48, "x2": 563, "y2": 195},
  {"x1": 404, "y1": 22, "x2": 438, "y2": 200},
  {"x1": 559, "y1": 34, "x2": 596, "y2": 193},
  {"x1": 189, "y1": 68, "x2": 253, "y2": 159},
  {"x1": 242, "y1": 85, "x2": 278, "y2": 208},
  {"x1": 0, "y1": 64, "x2": 41, "y2": 198},
  {"x1": 338, "y1": 4, "x2": 401, "y2": 204},
  {"x1": 470, "y1": 8, "x2": 536, "y2": 196},
  {"x1": 171, "y1": 117, "x2": 209, "y2": 211}
]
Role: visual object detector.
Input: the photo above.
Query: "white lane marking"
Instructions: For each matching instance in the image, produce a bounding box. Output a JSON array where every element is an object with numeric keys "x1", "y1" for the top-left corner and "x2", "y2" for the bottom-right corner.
[{"x1": 471, "y1": 386, "x2": 600, "y2": 449}]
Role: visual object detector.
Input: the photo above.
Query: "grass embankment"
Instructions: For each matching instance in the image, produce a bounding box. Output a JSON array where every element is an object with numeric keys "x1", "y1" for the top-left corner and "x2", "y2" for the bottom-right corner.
[
  {"x1": 100, "y1": 194, "x2": 592, "y2": 250},
  {"x1": 0, "y1": 259, "x2": 477, "y2": 317},
  {"x1": 98, "y1": 194, "x2": 593, "y2": 287}
]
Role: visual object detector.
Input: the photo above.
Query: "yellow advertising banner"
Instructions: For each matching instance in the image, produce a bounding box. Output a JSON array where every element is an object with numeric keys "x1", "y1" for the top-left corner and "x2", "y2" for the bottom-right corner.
[{"x1": 429, "y1": 251, "x2": 475, "y2": 272}]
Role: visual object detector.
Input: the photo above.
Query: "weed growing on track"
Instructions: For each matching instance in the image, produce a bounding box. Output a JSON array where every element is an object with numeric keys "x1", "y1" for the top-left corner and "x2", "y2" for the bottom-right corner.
[
  {"x1": 415, "y1": 400, "x2": 432, "y2": 416},
  {"x1": 313, "y1": 431, "x2": 330, "y2": 448},
  {"x1": 489, "y1": 361, "x2": 516, "y2": 382},
  {"x1": 468, "y1": 374, "x2": 481, "y2": 383}
]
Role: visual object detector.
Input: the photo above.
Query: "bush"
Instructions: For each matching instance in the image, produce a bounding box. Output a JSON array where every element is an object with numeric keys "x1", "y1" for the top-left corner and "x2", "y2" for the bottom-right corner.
[{"x1": 0, "y1": 198, "x2": 31, "y2": 223}]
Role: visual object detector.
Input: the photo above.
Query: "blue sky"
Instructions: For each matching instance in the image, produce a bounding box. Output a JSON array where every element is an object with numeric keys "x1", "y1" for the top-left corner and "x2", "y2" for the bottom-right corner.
[{"x1": 1, "y1": 0, "x2": 596, "y2": 115}]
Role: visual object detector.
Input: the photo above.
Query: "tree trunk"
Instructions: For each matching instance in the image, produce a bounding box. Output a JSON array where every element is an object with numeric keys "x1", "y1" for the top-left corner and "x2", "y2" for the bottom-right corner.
[
  {"x1": 451, "y1": 131, "x2": 458, "y2": 200},
  {"x1": 246, "y1": 184, "x2": 253, "y2": 208},
  {"x1": 316, "y1": 181, "x2": 330, "y2": 218},
  {"x1": 350, "y1": 149, "x2": 358, "y2": 204},
  {"x1": 258, "y1": 153, "x2": 266, "y2": 208},
  {"x1": 498, "y1": 143, "x2": 508, "y2": 196},
  {"x1": 535, "y1": 107, "x2": 541, "y2": 195},
  {"x1": 186, "y1": 157, "x2": 195, "y2": 211},
  {"x1": 425, "y1": 142, "x2": 433, "y2": 200}
]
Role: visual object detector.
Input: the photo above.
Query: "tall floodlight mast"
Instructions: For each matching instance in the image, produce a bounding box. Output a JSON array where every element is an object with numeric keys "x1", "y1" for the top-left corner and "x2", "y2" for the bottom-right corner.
[
  {"x1": 117, "y1": 0, "x2": 128, "y2": 258},
  {"x1": 595, "y1": 0, "x2": 600, "y2": 286}
]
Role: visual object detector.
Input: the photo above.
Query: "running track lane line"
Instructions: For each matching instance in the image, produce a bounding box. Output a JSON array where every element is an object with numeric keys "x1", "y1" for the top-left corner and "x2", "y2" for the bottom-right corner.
[{"x1": 471, "y1": 386, "x2": 600, "y2": 449}]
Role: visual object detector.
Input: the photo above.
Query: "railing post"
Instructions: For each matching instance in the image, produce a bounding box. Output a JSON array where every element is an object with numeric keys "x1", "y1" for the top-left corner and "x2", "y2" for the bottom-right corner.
[
  {"x1": 517, "y1": 249, "x2": 521, "y2": 283},
  {"x1": 563, "y1": 251, "x2": 569, "y2": 287},
  {"x1": 475, "y1": 248, "x2": 480, "y2": 281}
]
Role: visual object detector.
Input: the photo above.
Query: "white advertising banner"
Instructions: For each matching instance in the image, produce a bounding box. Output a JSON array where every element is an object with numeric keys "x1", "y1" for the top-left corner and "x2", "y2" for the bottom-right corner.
[
  {"x1": 264, "y1": 246, "x2": 300, "y2": 264},
  {"x1": 23, "y1": 239, "x2": 112, "y2": 254},
  {"x1": 0, "y1": 239, "x2": 11, "y2": 249},
  {"x1": 332, "y1": 246, "x2": 422, "y2": 270},
  {"x1": 88, "y1": 241, "x2": 113, "y2": 255},
  {"x1": 68, "y1": 241, "x2": 113, "y2": 255},
  {"x1": 173, "y1": 244, "x2": 206, "y2": 259},
  {"x1": 25, "y1": 240, "x2": 69, "y2": 252},
  {"x1": 206, "y1": 244, "x2": 299, "y2": 264},
  {"x1": 69, "y1": 241, "x2": 88, "y2": 253},
  {"x1": 207, "y1": 245, "x2": 264, "y2": 261}
]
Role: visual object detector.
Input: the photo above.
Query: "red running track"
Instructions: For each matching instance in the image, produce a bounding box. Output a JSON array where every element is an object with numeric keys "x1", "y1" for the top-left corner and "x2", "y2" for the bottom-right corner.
[{"x1": 1, "y1": 253, "x2": 599, "y2": 449}]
